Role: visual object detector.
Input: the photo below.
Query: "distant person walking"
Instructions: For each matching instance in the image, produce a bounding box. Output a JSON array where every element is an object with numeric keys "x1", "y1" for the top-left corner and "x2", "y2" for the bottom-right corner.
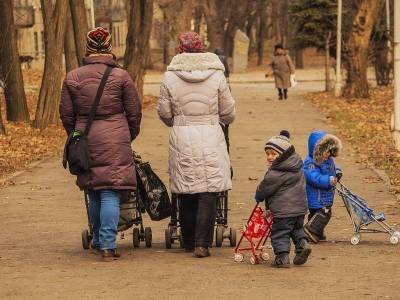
[
  {"x1": 266, "y1": 44, "x2": 296, "y2": 100},
  {"x1": 214, "y1": 48, "x2": 230, "y2": 80},
  {"x1": 60, "y1": 27, "x2": 142, "y2": 261},
  {"x1": 158, "y1": 32, "x2": 235, "y2": 258}
]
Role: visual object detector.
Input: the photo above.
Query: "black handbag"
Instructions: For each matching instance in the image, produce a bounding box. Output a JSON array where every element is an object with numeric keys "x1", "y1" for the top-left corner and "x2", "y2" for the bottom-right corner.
[
  {"x1": 63, "y1": 66, "x2": 112, "y2": 175},
  {"x1": 134, "y1": 153, "x2": 171, "y2": 221}
]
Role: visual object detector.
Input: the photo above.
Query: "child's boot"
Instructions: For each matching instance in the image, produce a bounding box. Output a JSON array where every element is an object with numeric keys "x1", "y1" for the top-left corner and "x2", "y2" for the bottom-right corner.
[
  {"x1": 293, "y1": 239, "x2": 312, "y2": 265},
  {"x1": 271, "y1": 252, "x2": 290, "y2": 268}
]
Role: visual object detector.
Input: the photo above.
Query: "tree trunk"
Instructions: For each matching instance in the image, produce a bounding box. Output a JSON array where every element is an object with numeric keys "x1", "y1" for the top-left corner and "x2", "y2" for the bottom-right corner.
[
  {"x1": 70, "y1": 0, "x2": 90, "y2": 65},
  {"x1": 124, "y1": 0, "x2": 154, "y2": 99},
  {"x1": 325, "y1": 31, "x2": 332, "y2": 92},
  {"x1": 64, "y1": 5, "x2": 79, "y2": 73},
  {"x1": 0, "y1": 93, "x2": 6, "y2": 134},
  {"x1": 159, "y1": 0, "x2": 193, "y2": 61},
  {"x1": 257, "y1": 0, "x2": 268, "y2": 66},
  {"x1": 344, "y1": 0, "x2": 381, "y2": 98},
  {"x1": 203, "y1": 0, "x2": 225, "y2": 51},
  {"x1": 193, "y1": 5, "x2": 204, "y2": 34},
  {"x1": 0, "y1": 0, "x2": 30, "y2": 122},
  {"x1": 33, "y1": 0, "x2": 68, "y2": 129}
]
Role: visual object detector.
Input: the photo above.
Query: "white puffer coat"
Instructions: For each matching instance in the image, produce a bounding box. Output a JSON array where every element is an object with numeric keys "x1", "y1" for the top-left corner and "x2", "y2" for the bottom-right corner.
[{"x1": 158, "y1": 52, "x2": 236, "y2": 194}]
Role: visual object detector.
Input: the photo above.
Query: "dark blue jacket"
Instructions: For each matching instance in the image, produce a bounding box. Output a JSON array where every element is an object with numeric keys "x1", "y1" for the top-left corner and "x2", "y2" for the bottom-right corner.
[{"x1": 304, "y1": 131, "x2": 341, "y2": 209}]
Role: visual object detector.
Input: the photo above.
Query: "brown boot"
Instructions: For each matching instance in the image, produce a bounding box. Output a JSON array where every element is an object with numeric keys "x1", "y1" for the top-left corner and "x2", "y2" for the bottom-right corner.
[
  {"x1": 101, "y1": 249, "x2": 121, "y2": 262},
  {"x1": 194, "y1": 247, "x2": 210, "y2": 258}
]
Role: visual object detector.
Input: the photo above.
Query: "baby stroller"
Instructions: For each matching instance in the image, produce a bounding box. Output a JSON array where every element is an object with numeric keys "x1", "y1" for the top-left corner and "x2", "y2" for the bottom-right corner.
[
  {"x1": 81, "y1": 189, "x2": 152, "y2": 250},
  {"x1": 336, "y1": 181, "x2": 400, "y2": 245},
  {"x1": 164, "y1": 124, "x2": 237, "y2": 248},
  {"x1": 234, "y1": 204, "x2": 273, "y2": 265}
]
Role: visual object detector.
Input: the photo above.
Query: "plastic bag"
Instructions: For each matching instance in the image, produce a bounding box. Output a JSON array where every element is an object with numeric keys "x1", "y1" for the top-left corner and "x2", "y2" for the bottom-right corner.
[
  {"x1": 290, "y1": 74, "x2": 298, "y2": 87},
  {"x1": 134, "y1": 153, "x2": 171, "y2": 221}
]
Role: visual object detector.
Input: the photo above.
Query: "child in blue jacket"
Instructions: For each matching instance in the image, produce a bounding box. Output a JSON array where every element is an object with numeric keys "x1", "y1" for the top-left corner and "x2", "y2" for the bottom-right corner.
[{"x1": 303, "y1": 130, "x2": 342, "y2": 243}]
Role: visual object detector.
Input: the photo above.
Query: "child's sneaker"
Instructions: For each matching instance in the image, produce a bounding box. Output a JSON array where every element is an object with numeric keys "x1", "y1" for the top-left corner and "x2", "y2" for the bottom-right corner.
[
  {"x1": 271, "y1": 253, "x2": 290, "y2": 268},
  {"x1": 293, "y1": 239, "x2": 312, "y2": 265}
]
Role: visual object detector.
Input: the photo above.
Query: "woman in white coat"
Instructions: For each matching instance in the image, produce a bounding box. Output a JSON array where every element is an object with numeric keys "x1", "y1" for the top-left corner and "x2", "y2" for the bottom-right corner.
[{"x1": 158, "y1": 32, "x2": 235, "y2": 257}]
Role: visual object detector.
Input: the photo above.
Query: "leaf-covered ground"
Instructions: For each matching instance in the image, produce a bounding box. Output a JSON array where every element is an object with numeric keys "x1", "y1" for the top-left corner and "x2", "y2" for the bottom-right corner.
[
  {"x1": 306, "y1": 87, "x2": 400, "y2": 191},
  {"x1": 0, "y1": 70, "x2": 157, "y2": 184}
]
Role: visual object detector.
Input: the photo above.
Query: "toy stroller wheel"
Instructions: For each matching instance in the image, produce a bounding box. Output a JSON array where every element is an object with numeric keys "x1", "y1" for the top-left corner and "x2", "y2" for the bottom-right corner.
[
  {"x1": 350, "y1": 235, "x2": 360, "y2": 245},
  {"x1": 165, "y1": 229, "x2": 172, "y2": 249},
  {"x1": 133, "y1": 228, "x2": 140, "y2": 248},
  {"x1": 145, "y1": 227, "x2": 152, "y2": 248},
  {"x1": 229, "y1": 227, "x2": 237, "y2": 247},
  {"x1": 390, "y1": 235, "x2": 399, "y2": 245},
  {"x1": 215, "y1": 226, "x2": 224, "y2": 247},
  {"x1": 81, "y1": 229, "x2": 91, "y2": 250},
  {"x1": 393, "y1": 231, "x2": 400, "y2": 238},
  {"x1": 250, "y1": 256, "x2": 259, "y2": 265},
  {"x1": 234, "y1": 253, "x2": 244, "y2": 262},
  {"x1": 260, "y1": 252, "x2": 270, "y2": 261}
]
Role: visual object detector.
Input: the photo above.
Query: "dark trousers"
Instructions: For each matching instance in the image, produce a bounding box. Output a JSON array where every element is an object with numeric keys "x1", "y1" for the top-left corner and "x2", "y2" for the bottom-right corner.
[
  {"x1": 270, "y1": 215, "x2": 307, "y2": 255},
  {"x1": 179, "y1": 192, "x2": 217, "y2": 248},
  {"x1": 277, "y1": 88, "x2": 288, "y2": 99}
]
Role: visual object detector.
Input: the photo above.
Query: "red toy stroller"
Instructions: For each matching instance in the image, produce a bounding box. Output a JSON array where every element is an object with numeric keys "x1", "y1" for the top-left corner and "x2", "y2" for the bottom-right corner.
[{"x1": 234, "y1": 204, "x2": 273, "y2": 265}]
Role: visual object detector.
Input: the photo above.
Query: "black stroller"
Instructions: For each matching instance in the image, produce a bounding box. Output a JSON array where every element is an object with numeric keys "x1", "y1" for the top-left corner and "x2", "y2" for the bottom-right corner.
[
  {"x1": 81, "y1": 152, "x2": 171, "y2": 250},
  {"x1": 164, "y1": 124, "x2": 237, "y2": 248},
  {"x1": 81, "y1": 190, "x2": 153, "y2": 250}
]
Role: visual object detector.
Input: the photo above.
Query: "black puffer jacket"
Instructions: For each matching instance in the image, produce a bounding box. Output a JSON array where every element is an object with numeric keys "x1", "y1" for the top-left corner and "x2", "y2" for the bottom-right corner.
[{"x1": 256, "y1": 147, "x2": 307, "y2": 218}]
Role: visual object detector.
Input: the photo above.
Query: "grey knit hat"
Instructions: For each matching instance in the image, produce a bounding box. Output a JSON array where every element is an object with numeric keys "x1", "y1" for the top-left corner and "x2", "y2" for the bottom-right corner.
[{"x1": 264, "y1": 130, "x2": 292, "y2": 155}]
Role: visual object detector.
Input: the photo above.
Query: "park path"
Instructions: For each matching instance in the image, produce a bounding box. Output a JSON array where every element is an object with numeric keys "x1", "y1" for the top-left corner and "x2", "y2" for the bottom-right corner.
[{"x1": 1, "y1": 76, "x2": 399, "y2": 300}]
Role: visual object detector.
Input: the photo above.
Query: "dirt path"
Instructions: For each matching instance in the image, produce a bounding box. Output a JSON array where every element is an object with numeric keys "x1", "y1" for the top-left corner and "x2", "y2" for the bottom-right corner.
[{"x1": 1, "y1": 79, "x2": 399, "y2": 300}]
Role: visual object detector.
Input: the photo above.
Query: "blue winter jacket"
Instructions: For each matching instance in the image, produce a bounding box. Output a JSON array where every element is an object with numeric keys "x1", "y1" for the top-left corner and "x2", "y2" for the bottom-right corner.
[{"x1": 304, "y1": 130, "x2": 341, "y2": 209}]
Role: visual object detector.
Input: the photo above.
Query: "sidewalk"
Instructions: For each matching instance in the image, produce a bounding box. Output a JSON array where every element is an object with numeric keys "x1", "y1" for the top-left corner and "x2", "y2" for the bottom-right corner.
[{"x1": 0, "y1": 79, "x2": 399, "y2": 299}]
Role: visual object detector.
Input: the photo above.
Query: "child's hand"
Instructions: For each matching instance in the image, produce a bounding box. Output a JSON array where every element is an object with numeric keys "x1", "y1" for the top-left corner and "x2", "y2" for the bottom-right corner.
[{"x1": 329, "y1": 176, "x2": 337, "y2": 186}]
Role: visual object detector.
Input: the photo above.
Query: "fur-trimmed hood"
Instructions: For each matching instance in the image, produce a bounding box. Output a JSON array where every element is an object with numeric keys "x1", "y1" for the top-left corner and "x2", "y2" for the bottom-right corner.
[
  {"x1": 308, "y1": 130, "x2": 342, "y2": 165},
  {"x1": 167, "y1": 52, "x2": 225, "y2": 72}
]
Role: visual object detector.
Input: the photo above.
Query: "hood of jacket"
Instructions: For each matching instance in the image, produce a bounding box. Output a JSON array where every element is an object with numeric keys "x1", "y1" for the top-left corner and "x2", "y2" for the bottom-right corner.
[
  {"x1": 271, "y1": 147, "x2": 303, "y2": 172},
  {"x1": 167, "y1": 52, "x2": 225, "y2": 83},
  {"x1": 308, "y1": 130, "x2": 342, "y2": 165}
]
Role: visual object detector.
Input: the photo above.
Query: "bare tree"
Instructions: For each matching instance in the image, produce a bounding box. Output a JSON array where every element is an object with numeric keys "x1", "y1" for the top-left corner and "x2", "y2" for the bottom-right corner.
[
  {"x1": 0, "y1": 86, "x2": 6, "y2": 134},
  {"x1": 124, "y1": 0, "x2": 154, "y2": 99},
  {"x1": 158, "y1": 0, "x2": 193, "y2": 60},
  {"x1": 70, "y1": 0, "x2": 90, "y2": 65},
  {"x1": 64, "y1": 4, "x2": 79, "y2": 73},
  {"x1": 344, "y1": 0, "x2": 382, "y2": 98},
  {"x1": 0, "y1": 0, "x2": 30, "y2": 122},
  {"x1": 257, "y1": 0, "x2": 269, "y2": 65},
  {"x1": 33, "y1": 0, "x2": 68, "y2": 129},
  {"x1": 203, "y1": 0, "x2": 226, "y2": 51}
]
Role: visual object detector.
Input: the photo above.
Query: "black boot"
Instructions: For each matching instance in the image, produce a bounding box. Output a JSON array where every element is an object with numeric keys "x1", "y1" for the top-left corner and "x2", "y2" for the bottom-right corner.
[
  {"x1": 271, "y1": 252, "x2": 290, "y2": 268},
  {"x1": 278, "y1": 89, "x2": 283, "y2": 100},
  {"x1": 283, "y1": 89, "x2": 288, "y2": 99},
  {"x1": 293, "y1": 239, "x2": 312, "y2": 265}
]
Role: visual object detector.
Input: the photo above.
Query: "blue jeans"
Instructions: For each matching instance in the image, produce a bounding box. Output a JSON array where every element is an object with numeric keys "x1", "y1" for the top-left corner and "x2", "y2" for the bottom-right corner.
[{"x1": 88, "y1": 189, "x2": 120, "y2": 250}]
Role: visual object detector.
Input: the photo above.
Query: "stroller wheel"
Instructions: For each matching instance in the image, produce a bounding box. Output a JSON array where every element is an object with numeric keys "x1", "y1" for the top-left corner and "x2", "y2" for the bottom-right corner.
[
  {"x1": 234, "y1": 253, "x2": 244, "y2": 262},
  {"x1": 390, "y1": 234, "x2": 399, "y2": 245},
  {"x1": 145, "y1": 227, "x2": 152, "y2": 248},
  {"x1": 350, "y1": 234, "x2": 360, "y2": 245},
  {"x1": 393, "y1": 231, "x2": 400, "y2": 238},
  {"x1": 229, "y1": 227, "x2": 237, "y2": 247},
  {"x1": 81, "y1": 229, "x2": 91, "y2": 250},
  {"x1": 165, "y1": 229, "x2": 172, "y2": 249},
  {"x1": 133, "y1": 227, "x2": 140, "y2": 248},
  {"x1": 250, "y1": 256, "x2": 259, "y2": 265},
  {"x1": 260, "y1": 252, "x2": 270, "y2": 261},
  {"x1": 215, "y1": 226, "x2": 224, "y2": 247}
]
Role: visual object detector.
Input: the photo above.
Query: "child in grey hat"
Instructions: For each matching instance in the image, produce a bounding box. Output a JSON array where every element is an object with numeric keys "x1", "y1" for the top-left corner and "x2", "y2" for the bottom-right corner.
[{"x1": 255, "y1": 130, "x2": 311, "y2": 268}]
